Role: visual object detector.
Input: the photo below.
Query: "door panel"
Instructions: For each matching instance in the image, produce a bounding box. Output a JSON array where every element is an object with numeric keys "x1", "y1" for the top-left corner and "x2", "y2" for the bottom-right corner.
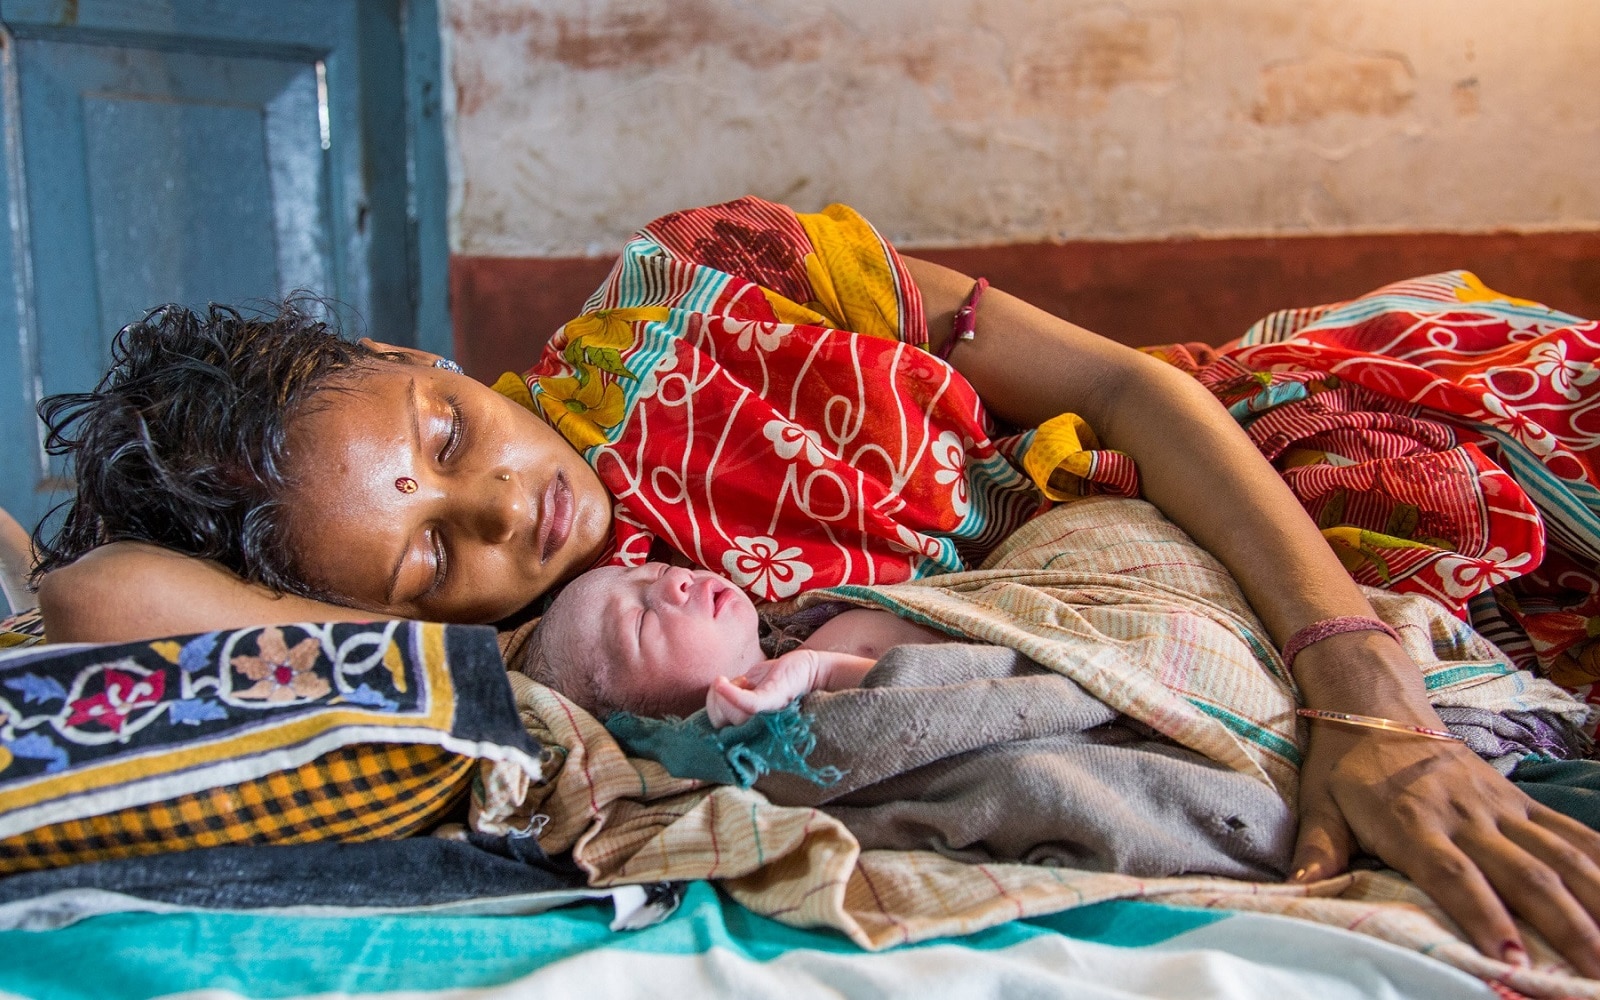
[
  {"x1": 78, "y1": 58, "x2": 329, "y2": 327},
  {"x1": 25, "y1": 39, "x2": 332, "y2": 403},
  {"x1": 0, "y1": 0, "x2": 447, "y2": 535}
]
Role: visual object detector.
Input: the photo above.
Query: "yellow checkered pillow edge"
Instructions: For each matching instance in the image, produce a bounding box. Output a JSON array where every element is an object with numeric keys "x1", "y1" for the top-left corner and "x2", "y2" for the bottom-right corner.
[{"x1": 0, "y1": 742, "x2": 472, "y2": 873}]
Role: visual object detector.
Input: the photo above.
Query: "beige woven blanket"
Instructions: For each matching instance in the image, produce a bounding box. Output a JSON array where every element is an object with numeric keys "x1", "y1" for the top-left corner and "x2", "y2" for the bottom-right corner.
[{"x1": 476, "y1": 498, "x2": 1595, "y2": 998}]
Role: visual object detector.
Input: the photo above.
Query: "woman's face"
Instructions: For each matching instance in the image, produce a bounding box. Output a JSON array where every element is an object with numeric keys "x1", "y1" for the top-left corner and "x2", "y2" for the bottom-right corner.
[{"x1": 281, "y1": 347, "x2": 613, "y2": 623}]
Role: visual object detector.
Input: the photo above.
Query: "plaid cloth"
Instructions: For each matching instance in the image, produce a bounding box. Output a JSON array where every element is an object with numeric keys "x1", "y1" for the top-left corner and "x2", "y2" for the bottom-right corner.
[
  {"x1": 0, "y1": 742, "x2": 472, "y2": 873},
  {"x1": 477, "y1": 499, "x2": 1596, "y2": 998}
]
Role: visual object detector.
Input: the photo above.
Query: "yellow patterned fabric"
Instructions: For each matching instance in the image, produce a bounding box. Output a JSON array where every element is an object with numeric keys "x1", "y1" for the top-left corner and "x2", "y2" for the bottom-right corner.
[
  {"x1": 1019, "y1": 412, "x2": 1141, "y2": 500},
  {"x1": 0, "y1": 743, "x2": 471, "y2": 873},
  {"x1": 0, "y1": 608, "x2": 45, "y2": 649},
  {"x1": 793, "y1": 204, "x2": 907, "y2": 342}
]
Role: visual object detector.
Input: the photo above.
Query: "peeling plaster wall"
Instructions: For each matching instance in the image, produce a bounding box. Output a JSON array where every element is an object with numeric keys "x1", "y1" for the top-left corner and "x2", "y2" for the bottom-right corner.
[{"x1": 443, "y1": 0, "x2": 1600, "y2": 256}]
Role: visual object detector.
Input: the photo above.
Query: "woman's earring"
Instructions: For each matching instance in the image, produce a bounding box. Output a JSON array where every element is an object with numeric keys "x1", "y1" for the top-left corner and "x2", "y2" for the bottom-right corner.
[{"x1": 434, "y1": 358, "x2": 463, "y2": 374}]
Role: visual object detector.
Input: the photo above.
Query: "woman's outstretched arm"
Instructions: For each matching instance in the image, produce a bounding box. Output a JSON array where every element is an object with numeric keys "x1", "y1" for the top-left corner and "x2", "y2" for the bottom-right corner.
[
  {"x1": 0, "y1": 507, "x2": 35, "y2": 613},
  {"x1": 37, "y1": 541, "x2": 387, "y2": 643},
  {"x1": 904, "y1": 255, "x2": 1600, "y2": 975}
]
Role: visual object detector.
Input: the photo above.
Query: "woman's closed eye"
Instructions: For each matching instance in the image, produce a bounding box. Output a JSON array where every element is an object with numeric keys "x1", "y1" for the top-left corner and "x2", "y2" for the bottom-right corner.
[
  {"x1": 425, "y1": 528, "x2": 449, "y2": 596},
  {"x1": 439, "y1": 392, "x2": 465, "y2": 463}
]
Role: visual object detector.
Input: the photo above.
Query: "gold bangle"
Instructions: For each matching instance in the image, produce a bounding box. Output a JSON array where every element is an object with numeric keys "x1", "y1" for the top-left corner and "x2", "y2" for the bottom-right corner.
[{"x1": 1295, "y1": 708, "x2": 1465, "y2": 743}]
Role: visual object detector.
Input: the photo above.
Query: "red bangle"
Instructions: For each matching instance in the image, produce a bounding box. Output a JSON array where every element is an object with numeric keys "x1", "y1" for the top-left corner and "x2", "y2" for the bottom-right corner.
[
  {"x1": 936, "y1": 277, "x2": 988, "y2": 360},
  {"x1": 1281, "y1": 615, "x2": 1400, "y2": 671}
]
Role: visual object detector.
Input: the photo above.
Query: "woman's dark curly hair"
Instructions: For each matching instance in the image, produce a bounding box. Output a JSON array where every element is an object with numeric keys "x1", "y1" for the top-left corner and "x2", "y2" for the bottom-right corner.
[{"x1": 31, "y1": 300, "x2": 383, "y2": 596}]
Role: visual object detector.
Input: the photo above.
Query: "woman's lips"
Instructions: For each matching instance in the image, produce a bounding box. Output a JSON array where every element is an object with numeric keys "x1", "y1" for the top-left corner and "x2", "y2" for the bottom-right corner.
[{"x1": 539, "y1": 470, "x2": 573, "y2": 563}]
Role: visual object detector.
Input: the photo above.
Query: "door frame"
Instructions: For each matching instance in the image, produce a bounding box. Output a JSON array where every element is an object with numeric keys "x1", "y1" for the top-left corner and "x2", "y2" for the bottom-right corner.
[{"x1": 0, "y1": 0, "x2": 450, "y2": 531}]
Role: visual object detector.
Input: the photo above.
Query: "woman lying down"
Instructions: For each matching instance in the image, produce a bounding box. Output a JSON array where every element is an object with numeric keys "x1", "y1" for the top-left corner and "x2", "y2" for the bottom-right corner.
[{"x1": 515, "y1": 497, "x2": 1598, "y2": 883}]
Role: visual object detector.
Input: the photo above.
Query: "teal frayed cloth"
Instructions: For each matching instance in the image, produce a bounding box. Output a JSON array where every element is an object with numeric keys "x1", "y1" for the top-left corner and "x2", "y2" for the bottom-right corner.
[{"x1": 604, "y1": 702, "x2": 844, "y2": 789}]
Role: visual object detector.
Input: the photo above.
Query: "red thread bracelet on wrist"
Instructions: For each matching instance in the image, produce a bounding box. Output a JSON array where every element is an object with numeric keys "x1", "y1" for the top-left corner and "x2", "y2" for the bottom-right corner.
[
  {"x1": 1281, "y1": 615, "x2": 1400, "y2": 671},
  {"x1": 936, "y1": 277, "x2": 988, "y2": 361}
]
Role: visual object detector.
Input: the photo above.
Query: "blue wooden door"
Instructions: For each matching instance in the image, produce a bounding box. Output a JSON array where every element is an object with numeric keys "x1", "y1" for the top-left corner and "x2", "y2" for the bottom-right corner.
[{"x1": 0, "y1": 0, "x2": 448, "y2": 534}]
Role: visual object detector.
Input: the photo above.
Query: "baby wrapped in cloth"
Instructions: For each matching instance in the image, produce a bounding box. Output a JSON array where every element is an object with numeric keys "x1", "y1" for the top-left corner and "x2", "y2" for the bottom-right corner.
[
  {"x1": 514, "y1": 497, "x2": 1589, "y2": 881},
  {"x1": 723, "y1": 641, "x2": 1301, "y2": 880}
]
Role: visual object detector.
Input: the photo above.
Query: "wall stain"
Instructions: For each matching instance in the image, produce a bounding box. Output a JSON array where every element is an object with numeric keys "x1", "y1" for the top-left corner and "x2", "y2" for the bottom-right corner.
[
  {"x1": 452, "y1": 0, "x2": 841, "y2": 73},
  {"x1": 727, "y1": 25, "x2": 836, "y2": 66},
  {"x1": 898, "y1": 45, "x2": 939, "y2": 86},
  {"x1": 453, "y1": 56, "x2": 500, "y2": 118},
  {"x1": 546, "y1": 6, "x2": 690, "y2": 71},
  {"x1": 1014, "y1": 10, "x2": 1179, "y2": 116},
  {"x1": 449, "y1": 2, "x2": 545, "y2": 37},
  {"x1": 1252, "y1": 49, "x2": 1415, "y2": 125},
  {"x1": 455, "y1": 1, "x2": 1177, "y2": 123}
]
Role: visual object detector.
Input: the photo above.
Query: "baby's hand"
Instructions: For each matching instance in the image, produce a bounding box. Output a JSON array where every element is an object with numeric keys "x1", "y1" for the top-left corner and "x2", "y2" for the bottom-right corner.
[{"x1": 705, "y1": 649, "x2": 876, "y2": 728}]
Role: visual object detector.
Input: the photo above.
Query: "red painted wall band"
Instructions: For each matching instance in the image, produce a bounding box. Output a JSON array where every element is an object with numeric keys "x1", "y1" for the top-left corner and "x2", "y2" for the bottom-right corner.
[{"x1": 451, "y1": 231, "x2": 1600, "y2": 382}]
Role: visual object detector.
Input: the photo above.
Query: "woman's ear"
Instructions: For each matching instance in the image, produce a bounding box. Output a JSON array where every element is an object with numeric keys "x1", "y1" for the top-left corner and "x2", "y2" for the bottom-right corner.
[{"x1": 358, "y1": 338, "x2": 441, "y2": 366}]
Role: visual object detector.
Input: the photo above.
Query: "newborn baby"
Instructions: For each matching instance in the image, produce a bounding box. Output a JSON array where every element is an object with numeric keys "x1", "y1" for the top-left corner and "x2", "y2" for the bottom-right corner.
[
  {"x1": 515, "y1": 561, "x2": 1300, "y2": 880},
  {"x1": 518, "y1": 561, "x2": 952, "y2": 724}
]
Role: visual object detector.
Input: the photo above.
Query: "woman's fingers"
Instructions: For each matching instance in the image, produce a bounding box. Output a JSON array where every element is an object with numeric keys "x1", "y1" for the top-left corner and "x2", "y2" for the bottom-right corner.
[
  {"x1": 1288, "y1": 769, "x2": 1356, "y2": 882},
  {"x1": 1316, "y1": 732, "x2": 1600, "y2": 973},
  {"x1": 1289, "y1": 723, "x2": 1367, "y2": 882},
  {"x1": 1463, "y1": 821, "x2": 1600, "y2": 978},
  {"x1": 1387, "y1": 834, "x2": 1528, "y2": 968},
  {"x1": 1509, "y1": 808, "x2": 1600, "y2": 912},
  {"x1": 1494, "y1": 811, "x2": 1600, "y2": 975}
]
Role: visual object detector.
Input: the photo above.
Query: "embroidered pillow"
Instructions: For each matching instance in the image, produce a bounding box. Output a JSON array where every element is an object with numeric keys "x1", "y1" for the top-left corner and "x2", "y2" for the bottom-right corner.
[{"x1": 0, "y1": 621, "x2": 542, "y2": 872}]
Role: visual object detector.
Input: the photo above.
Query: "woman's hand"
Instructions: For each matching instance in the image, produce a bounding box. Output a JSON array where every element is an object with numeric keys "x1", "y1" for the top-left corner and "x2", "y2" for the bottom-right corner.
[
  {"x1": 1295, "y1": 725, "x2": 1600, "y2": 976},
  {"x1": 1291, "y1": 634, "x2": 1600, "y2": 976},
  {"x1": 706, "y1": 649, "x2": 876, "y2": 728}
]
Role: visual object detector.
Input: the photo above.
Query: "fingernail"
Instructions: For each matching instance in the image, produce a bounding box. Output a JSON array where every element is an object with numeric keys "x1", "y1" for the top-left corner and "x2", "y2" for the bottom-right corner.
[
  {"x1": 1291, "y1": 867, "x2": 1308, "y2": 882},
  {"x1": 1501, "y1": 942, "x2": 1529, "y2": 968}
]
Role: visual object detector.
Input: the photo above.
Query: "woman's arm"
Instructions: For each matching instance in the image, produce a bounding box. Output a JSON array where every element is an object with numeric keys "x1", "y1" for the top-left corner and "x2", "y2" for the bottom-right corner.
[
  {"x1": 904, "y1": 255, "x2": 1600, "y2": 975},
  {"x1": 905, "y1": 256, "x2": 1367, "y2": 641},
  {"x1": 0, "y1": 508, "x2": 35, "y2": 613},
  {"x1": 37, "y1": 541, "x2": 388, "y2": 643}
]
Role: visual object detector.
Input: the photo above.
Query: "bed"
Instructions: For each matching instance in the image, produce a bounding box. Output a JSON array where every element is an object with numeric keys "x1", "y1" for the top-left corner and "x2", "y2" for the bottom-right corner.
[
  {"x1": 0, "y1": 554, "x2": 1595, "y2": 999},
  {"x1": 6, "y1": 270, "x2": 1600, "y2": 999},
  {"x1": 0, "y1": 879, "x2": 1517, "y2": 999}
]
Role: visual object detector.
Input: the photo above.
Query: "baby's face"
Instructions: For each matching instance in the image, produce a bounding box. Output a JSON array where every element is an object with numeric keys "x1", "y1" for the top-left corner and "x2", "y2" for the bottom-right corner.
[{"x1": 543, "y1": 563, "x2": 766, "y2": 716}]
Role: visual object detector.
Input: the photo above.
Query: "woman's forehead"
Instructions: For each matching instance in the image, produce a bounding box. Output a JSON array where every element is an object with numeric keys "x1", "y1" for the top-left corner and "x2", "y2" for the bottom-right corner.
[{"x1": 287, "y1": 363, "x2": 408, "y2": 438}]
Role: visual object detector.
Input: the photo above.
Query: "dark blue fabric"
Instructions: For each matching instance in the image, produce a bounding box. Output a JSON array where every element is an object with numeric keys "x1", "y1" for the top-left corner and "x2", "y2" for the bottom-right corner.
[
  {"x1": 0, "y1": 836, "x2": 580, "y2": 909},
  {"x1": 1511, "y1": 758, "x2": 1600, "y2": 832}
]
